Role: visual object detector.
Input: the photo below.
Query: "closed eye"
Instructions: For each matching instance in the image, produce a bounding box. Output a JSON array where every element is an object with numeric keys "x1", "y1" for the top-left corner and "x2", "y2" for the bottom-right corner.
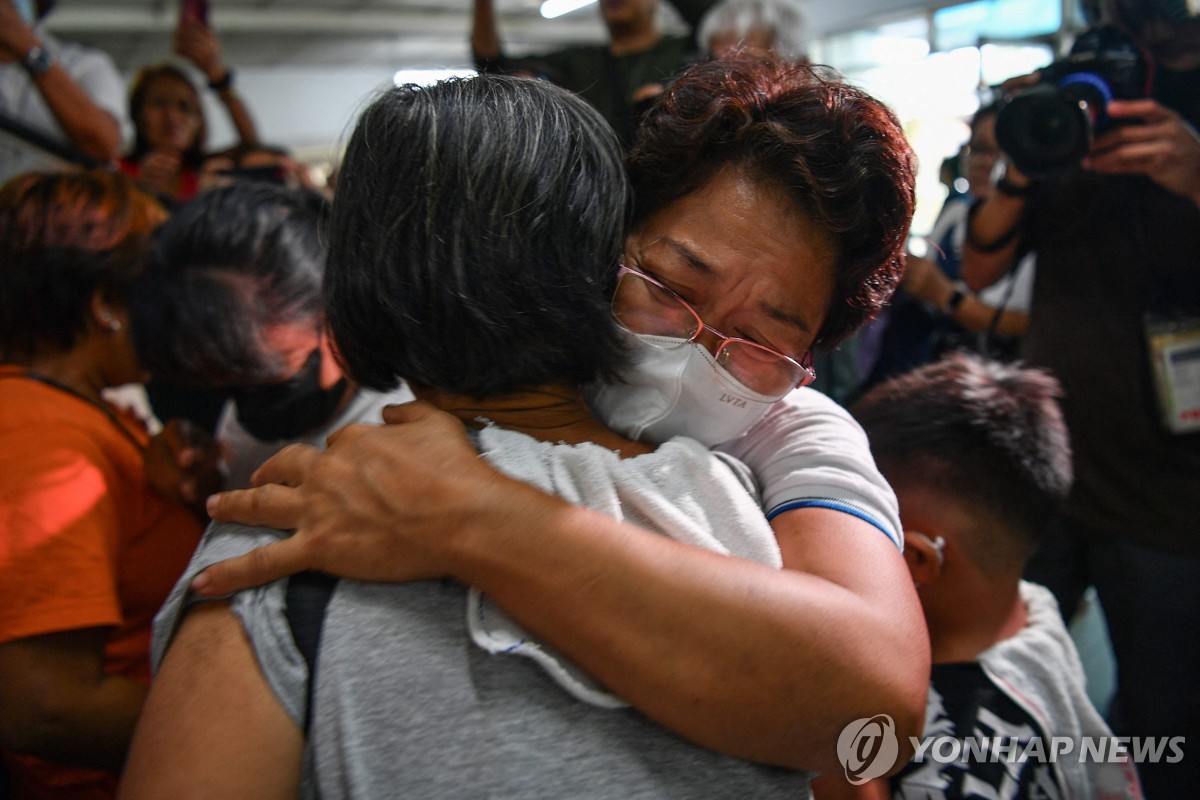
[{"x1": 636, "y1": 265, "x2": 698, "y2": 306}]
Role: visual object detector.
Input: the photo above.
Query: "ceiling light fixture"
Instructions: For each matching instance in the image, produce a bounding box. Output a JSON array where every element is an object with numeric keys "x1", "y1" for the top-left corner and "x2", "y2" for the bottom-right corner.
[{"x1": 541, "y1": 0, "x2": 597, "y2": 20}]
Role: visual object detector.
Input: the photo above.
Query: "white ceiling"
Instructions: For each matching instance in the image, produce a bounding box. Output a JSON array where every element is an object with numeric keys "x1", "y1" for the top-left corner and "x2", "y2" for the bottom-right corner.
[
  {"x1": 36, "y1": 0, "x2": 943, "y2": 154},
  {"x1": 45, "y1": 0, "x2": 935, "y2": 73}
]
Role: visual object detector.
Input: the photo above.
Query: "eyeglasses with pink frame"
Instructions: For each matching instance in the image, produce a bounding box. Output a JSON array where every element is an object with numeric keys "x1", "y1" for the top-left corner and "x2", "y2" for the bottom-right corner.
[{"x1": 612, "y1": 263, "x2": 816, "y2": 394}]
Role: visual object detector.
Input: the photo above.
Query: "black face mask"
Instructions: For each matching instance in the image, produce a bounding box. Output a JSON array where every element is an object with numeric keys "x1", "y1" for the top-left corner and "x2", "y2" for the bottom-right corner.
[{"x1": 230, "y1": 348, "x2": 349, "y2": 442}]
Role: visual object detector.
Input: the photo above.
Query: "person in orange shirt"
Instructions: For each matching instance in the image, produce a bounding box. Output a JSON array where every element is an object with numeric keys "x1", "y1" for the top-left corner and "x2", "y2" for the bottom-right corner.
[{"x1": 0, "y1": 169, "x2": 205, "y2": 799}]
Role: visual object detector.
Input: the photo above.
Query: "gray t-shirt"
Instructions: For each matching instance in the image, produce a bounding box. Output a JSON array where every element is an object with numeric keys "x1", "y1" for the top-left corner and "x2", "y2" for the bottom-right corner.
[{"x1": 153, "y1": 429, "x2": 810, "y2": 799}]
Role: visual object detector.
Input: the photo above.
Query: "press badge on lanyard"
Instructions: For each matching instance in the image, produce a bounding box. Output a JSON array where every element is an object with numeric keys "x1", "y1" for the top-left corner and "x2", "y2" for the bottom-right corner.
[{"x1": 1145, "y1": 314, "x2": 1200, "y2": 435}]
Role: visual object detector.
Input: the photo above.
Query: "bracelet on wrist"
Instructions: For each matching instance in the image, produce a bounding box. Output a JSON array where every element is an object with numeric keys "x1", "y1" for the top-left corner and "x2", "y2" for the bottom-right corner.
[{"x1": 207, "y1": 69, "x2": 234, "y2": 91}]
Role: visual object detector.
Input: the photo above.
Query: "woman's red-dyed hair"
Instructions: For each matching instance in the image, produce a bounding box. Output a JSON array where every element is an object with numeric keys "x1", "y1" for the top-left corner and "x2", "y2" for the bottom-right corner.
[
  {"x1": 629, "y1": 58, "x2": 916, "y2": 348},
  {"x1": 0, "y1": 169, "x2": 167, "y2": 359}
]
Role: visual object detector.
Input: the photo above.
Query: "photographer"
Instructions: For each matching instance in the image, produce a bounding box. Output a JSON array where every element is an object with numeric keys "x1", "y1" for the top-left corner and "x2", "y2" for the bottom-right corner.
[{"x1": 961, "y1": 1, "x2": 1199, "y2": 796}]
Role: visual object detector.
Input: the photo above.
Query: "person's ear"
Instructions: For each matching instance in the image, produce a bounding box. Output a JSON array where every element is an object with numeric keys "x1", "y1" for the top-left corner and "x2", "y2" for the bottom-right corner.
[
  {"x1": 316, "y1": 320, "x2": 346, "y2": 388},
  {"x1": 89, "y1": 293, "x2": 123, "y2": 334},
  {"x1": 903, "y1": 530, "x2": 946, "y2": 587}
]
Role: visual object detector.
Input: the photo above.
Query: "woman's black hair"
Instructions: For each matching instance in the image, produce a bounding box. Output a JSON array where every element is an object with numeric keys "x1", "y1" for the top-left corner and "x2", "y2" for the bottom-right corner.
[
  {"x1": 129, "y1": 182, "x2": 330, "y2": 385},
  {"x1": 326, "y1": 75, "x2": 630, "y2": 396},
  {"x1": 853, "y1": 352, "x2": 1072, "y2": 572}
]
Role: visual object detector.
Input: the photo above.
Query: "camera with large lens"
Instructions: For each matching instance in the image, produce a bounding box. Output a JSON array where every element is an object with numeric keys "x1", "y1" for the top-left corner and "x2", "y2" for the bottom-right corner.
[{"x1": 994, "y1": 26, "x2": 1150, "y2": 178}]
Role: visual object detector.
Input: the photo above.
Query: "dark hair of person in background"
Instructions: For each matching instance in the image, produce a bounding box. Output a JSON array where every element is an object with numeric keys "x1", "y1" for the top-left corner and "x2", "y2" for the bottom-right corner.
[
  {"x1": 326, "y1": 75, "x2": 630, "y2": 398},
  {"x1": 130, "y1": 182, "x2": 330, "y2": 386},
  {"x1": 852, "y1": 351, "x2": 1072, "y2": 573},
  {"x1": 126, "y1": 64, "x2": 208, "y2": 170},
  {"x1": 628, "y1": 58, "x2": 916, "y2": 351},
  {"x1": 0, "y1": 169, "x2": 166, "y2": 361}
]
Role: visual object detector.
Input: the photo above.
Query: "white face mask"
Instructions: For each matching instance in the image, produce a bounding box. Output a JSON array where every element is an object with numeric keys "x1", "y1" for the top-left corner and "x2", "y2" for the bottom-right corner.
[{"x1": 586, "y1": 331, "x2": 789, "y2": 447}]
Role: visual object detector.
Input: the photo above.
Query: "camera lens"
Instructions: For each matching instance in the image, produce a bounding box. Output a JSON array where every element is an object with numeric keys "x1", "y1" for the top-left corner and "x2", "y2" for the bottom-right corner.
[{"x1": 995, "y1": 85, "x2": 1093, "y2": 178}]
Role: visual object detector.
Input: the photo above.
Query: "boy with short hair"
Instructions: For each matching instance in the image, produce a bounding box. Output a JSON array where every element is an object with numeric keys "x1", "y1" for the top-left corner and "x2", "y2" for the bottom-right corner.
[{"x1": 820, "y1": 352, "x2": 1141, "y2": 798}]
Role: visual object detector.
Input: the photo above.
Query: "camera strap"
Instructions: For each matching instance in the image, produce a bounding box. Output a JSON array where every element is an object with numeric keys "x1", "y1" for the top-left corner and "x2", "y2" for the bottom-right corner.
[
  {"x1": 979, "y1": 262, "x2": 1021, "y2": 358},
  {"x1": 965, "y1": 196, "x2": 1025, "y2": 253}
]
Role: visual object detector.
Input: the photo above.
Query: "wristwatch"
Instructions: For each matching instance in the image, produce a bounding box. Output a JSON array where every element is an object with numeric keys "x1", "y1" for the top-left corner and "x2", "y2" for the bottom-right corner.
[
  {"x1": 943, "y1": 282, "x2": 969, "y2": 316},
  {"x1": 207, "y1": 69, "x2": 235, "y2": 91},
  {"x1": 21, "y1": 43, "x2": 55, "y2": 77}
]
